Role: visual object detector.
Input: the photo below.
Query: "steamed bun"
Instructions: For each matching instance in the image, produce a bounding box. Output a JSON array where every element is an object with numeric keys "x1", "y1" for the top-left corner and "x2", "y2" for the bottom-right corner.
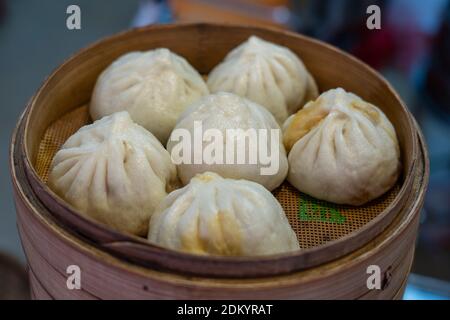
[
  {"x1": 48, "y1": 112, "x2": 178, "y2": 236},
  {"x1": 90, "y1": 48, "x2": 209, "y2": 144},
  {"x1": 148, "y1": 172, "x2": 300, "y2": 256},
  {"x1": 207, "y1": 36, "x2": 318, "y2": 124},
  {"x1": 283, "y1": 88, "x2": 401, "y2": 205},
  {"x1": 167, "y1": 92, "x2": 288, "y2": 191}
]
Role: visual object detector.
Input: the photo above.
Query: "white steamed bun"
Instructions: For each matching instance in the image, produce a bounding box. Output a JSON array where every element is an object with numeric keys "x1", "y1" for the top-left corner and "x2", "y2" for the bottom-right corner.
[
  {"x1": 48, "y1": 111, "x2": 178, "y2": 236},
  {"x1": 167, "y1": 92, "x2": 288, "y2": 191},
  {"x1": 90, "y1": 48, "x2": 209, "y2": 144},
  {"x1": 148, "y1": 172, "x2": 300, "y2": 256},
  {"x1": 283, "y1": 88, "x2": 401, "y2": 205},
  {"x1": 207, "y1": 36, "x2": 318, "y2": 124}
]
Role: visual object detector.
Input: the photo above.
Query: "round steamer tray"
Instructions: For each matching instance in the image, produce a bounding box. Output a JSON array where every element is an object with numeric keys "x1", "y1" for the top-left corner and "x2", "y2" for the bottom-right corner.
[
  {"x1": 11, "y1": 113, "x2": 427, "y2": 299},
  {"x1": 20, "y1": 23, "x2": 418, "y2": 278}
]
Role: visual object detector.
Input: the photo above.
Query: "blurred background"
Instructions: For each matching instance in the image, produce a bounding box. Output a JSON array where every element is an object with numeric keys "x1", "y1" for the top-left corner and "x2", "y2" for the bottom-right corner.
[{"x1": 0, "y1": 0, "x2": 449, "y2": 299}]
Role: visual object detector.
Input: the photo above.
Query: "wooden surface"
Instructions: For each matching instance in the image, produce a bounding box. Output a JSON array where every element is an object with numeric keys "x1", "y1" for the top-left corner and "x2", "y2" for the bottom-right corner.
[{"x1": 16, "y1": 23, "x2": 419, "y2": 278}]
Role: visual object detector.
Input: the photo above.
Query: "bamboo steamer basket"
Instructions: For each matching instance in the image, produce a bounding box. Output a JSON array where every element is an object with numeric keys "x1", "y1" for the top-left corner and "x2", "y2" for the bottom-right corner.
[{"x1": 9, "y1": 23, "x2": 429, "y2": 299}]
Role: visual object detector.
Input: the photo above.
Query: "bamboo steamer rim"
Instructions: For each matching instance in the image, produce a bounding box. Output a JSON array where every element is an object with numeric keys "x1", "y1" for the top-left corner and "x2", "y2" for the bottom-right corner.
[
  {"x1": 10, "y1": 113, "x2": 429, "y2": 289},
  {"x1": 18, "y1": 23, "x2": 420, "y2": 278}
]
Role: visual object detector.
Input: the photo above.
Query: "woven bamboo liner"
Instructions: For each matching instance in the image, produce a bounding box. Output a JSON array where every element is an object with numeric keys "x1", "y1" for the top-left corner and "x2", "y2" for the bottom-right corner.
[{"x1": 35, "y1": 104, "x2": 401, "y2": 249}]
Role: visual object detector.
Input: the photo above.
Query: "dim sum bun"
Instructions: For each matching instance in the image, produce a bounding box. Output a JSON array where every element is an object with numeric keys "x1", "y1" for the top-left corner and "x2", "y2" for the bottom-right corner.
[
  {"x1": 207, "y1": 36, "x2": 318, "y2": 124},
  {"x1": 167, "y1": 92, "x2": 288, "y2": 191},
  {"x1": 48, "y1": 112, "x2": 178, "y2": 236},
  {"x1": 90, "y1": 48, "x2": 209, "y2": 144},
  {"x1": 283, "y1": 88, "x2": 401, "y2": 205},
  {"x1": 148, "y1": 172, "x2": 300, "y2": 256}
]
